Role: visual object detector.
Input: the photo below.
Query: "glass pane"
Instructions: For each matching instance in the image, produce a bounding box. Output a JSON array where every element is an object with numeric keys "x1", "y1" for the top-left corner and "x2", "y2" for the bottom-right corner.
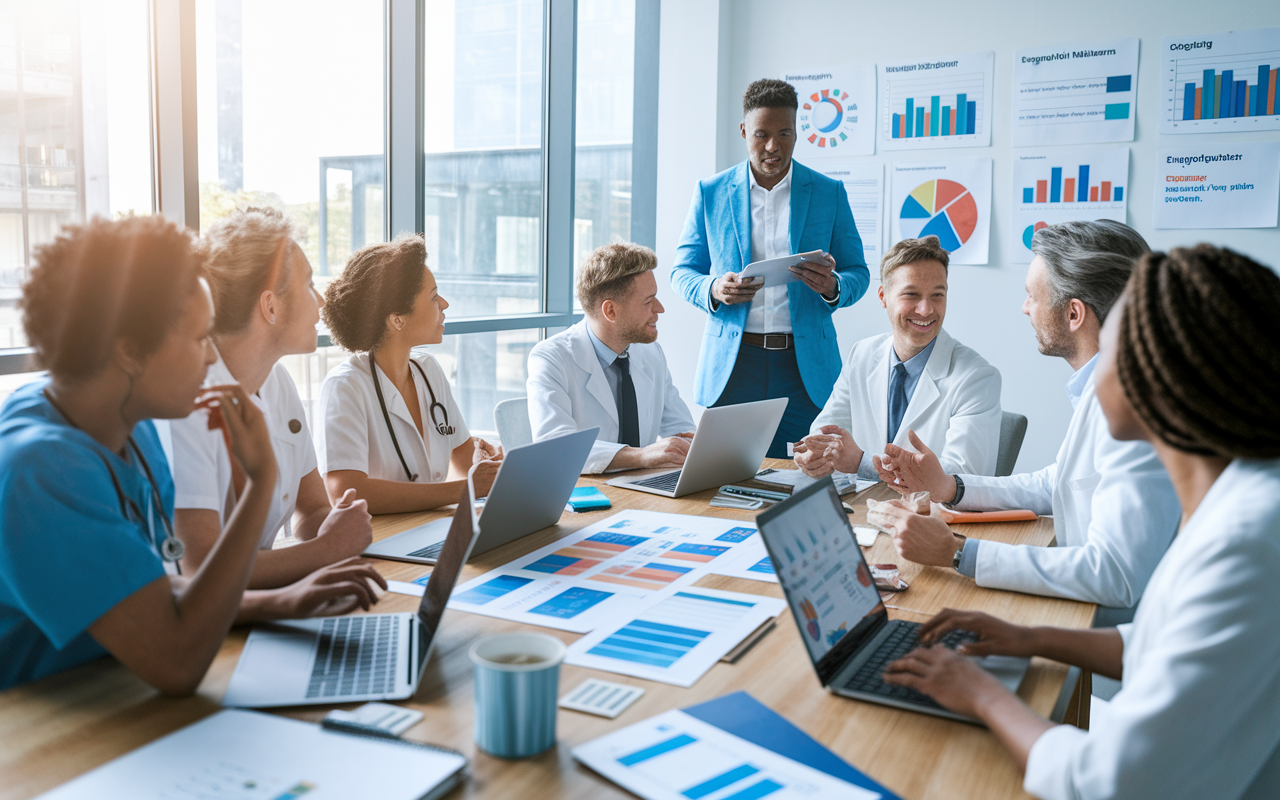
[
  {"x1": 0, "y1": 0, "x2": 153, "y2": 349},
  {"x1": 573, "y1": 0, "x2": 634, "y2": 311},
  {"x1": 195, "y1": 0, "x2": 386, "y2": 288},
  {"x1": 422, "y1": 0, "x2": 546, "y2": 319},
  {"x1": 282, "y1": 330, "x2": 535, "y2": 442}
]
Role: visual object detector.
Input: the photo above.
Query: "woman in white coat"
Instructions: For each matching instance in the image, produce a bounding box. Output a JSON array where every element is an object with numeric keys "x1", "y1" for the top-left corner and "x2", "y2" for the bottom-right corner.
[
  {"x1": 795, "y1": 236, "x2": 1001, "y2": 480},
  {"x1": 882, "y1": 244, "x2": 1280, "y2": 800},
  {"x1": 317, "y1": 234, "x2": 502, "y2": 514}
]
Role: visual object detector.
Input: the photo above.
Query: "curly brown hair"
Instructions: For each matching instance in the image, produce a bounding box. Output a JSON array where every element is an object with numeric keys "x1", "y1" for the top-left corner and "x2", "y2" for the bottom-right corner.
[
  {"x1": 1117, "y1": 244, "x2": 1280, "y2": 458},
  {"x1": 21, "y1": 215, "x2": 205, "y2": 381},
  {"x1": 322, "y1": 234, "x2": 427, "y2": 352},
  {"x1": 742, "y1": 79, "x2": 797, "y2": 116}
]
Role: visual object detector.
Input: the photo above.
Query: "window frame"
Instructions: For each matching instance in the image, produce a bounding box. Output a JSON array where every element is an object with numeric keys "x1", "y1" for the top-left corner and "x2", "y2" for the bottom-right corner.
[{"x1": 0, "y1": 0, "x2": 660, "y2": 375}]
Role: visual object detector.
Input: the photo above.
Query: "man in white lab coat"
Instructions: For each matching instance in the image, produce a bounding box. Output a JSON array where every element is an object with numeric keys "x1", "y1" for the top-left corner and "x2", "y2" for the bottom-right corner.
[
  {"x1": 874, "y1": 220, "x2": 1180, "y2": 624},
  {"x1": 527, "y1": 242, "x2": 696, "y2": 474},
  {"x1": 792, "y1": 235, "x2": 1001, "y2": 481}
]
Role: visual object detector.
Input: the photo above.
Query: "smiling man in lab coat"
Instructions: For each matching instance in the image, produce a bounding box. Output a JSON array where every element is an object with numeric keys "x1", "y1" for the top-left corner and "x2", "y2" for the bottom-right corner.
[
  {"x1": 873, "y1": 220, "x2": 1180, "y2": 624},
  {"x1": 793, "y1": 235, "x2": 1002, "y2": 481},
  {"x1": 527, "y1": 241, "x2": 695, "y2": 474}
]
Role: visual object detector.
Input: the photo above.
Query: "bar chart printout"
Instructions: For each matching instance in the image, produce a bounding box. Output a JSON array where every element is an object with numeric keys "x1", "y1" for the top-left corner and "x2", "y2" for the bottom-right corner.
[
  {"x1": 573, "y1": 709, "x2": 882, "y2": 800},
  {"x1": 878, "y1": 51, "x2": 994, "y2": 150},
  {"x1": 566, "y1": 587, "x2": 785, "y2": 686},
  {"x1": 1161, "y1": 27, "x2": 1280, "y2": 133},
  {"x1": 1012, "y1": 38, "x2": 1139, "y2": 146},
  {"x1": 1011, "y1": 148, "x2": 1129, "y2": 262}
]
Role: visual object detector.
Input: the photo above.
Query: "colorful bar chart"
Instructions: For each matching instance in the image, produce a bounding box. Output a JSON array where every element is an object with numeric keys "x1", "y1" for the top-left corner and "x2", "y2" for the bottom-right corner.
[
  {"x1": 452, "y1": 575, "x2": 534, "y2": 606},
  {"x1": 527, "y1": 587, "x2": 613, "y2": 619},
  {"x1": 892, "y1": 91, "x2": 976, "y2": 138},
  {"x1": 592, "y1": 561, "x2": 694, "y2": 591},
  {"x1": 1180, "y1": 63, "x2": 1278, "y2": 119},
  {"x1": 587, "y1": 592, "x2": 758, "y2": 669},
  {"x1": 1021, "y1": 163, "x2": 1123, "y2": 204}
]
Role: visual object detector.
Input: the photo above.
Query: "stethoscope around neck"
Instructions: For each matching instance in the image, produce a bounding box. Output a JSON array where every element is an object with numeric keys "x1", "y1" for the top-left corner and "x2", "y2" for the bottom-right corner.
[{"x1": 369, "y1": 353, "x2": 455, "y2": 482}]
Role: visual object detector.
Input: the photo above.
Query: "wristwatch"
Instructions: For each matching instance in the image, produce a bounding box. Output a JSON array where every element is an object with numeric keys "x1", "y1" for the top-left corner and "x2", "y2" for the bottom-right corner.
[
  {"x1": 951, "y1": 534, "x2": 967, "y2": 571},
  {"x1": 944, "y1": 474, "x2": 966, "y2": 509}
]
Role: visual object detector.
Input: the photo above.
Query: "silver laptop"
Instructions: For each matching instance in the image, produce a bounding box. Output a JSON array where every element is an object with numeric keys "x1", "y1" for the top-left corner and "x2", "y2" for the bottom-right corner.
[
  {"x1": 222, "y1": 477, "x2": 480, "y2": 709},
  {"x1": 363, "y1": 427, "x2": 598, "y2": 565},
  {"x1": 757, "y1": 477, "x2": 1030, "y2": 723},
  {"x1": 605, "y1": 398, "x2": 787, "y2": 498}
]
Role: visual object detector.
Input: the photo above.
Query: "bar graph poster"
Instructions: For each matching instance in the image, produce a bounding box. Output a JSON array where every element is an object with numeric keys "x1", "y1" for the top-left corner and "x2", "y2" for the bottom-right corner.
[
  {"x1": 891, "y1": 158, "x2": 992, "y2": 264},
  {"x1": 878, "y1": 51, "x2": 993, "y2": 150},
  {"x1": 1011, "y1": 148, "x2": 1129, "y2": 262},
  {"x1": 813, "y1": 160, "x2": 885, "y2": 261},
  {"x1": 782, "y1": 64, "x2": 876, "y2": 157},
  {"x1": 1161, "y1": 27, "x2": 1280, "y2": 134},
  {"x1": 1012, "y1": 39, "x2": 1139, "y2": 146},
  {"x1": 1154, "y1": 142, "x2": 1280, "y2": 229}
]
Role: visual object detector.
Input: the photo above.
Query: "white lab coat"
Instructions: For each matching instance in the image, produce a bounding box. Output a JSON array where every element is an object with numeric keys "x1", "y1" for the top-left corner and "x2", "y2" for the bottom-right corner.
[
  {"x1": 1024, "y1": 458, "x2": 1280, "y2": 800},
  {"x1": 316, "y1": 351, "x2": 471, "y2": 484},
  {"x1": 526, "y1": 320, "x2": 696, "y2": 474},
  {"x1": 959, "y1": 361, "x2": 1180, "y2": 613},
  {"x1": 811, "y1": 329, "x2": 1002, "y2": 478},
  {"x1": 170, "y1": 349, "x2": 317, "y2": 548}
]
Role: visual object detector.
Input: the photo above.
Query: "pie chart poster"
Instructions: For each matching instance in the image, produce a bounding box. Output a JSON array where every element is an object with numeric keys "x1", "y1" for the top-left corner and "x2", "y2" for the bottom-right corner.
[
  {"x1": 782, "y1": 63, "x2": 877, "y2": 157},
  {"x1": 891, "y1": 158, "x2": 993, "y2": 265}
]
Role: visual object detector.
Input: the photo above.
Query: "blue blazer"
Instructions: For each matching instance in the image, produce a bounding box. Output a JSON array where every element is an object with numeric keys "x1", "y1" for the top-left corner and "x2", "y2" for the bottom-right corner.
[{"x1": 671, "y1": 160, "x2": 869, "y2": 408}]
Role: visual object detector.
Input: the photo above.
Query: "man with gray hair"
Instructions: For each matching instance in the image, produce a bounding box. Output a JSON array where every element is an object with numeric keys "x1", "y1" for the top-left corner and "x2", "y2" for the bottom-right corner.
[{"x1": 872, "y1": 220, "x2": 1180, "y2": 625}]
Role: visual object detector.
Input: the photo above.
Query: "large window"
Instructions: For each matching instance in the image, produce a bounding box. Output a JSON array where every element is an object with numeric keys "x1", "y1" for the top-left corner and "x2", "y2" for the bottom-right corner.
[{"x1": 0, "y1": 0, "x2": 153, "y2": 351}]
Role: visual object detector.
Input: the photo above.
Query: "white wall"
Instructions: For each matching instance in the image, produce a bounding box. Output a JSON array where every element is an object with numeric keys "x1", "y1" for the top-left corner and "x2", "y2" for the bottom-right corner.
[{"x1": 657, "y1": 0, "x2": 1280, "y2": 472}]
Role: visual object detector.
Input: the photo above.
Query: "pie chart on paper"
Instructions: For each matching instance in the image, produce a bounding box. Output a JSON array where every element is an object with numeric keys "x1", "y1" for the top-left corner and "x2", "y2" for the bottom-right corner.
[{"x1": 899, "y1": 179, "x2": 979, "y2": 252}]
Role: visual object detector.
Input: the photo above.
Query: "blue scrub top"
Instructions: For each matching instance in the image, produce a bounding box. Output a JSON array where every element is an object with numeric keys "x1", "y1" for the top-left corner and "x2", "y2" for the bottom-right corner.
[{"x1": 0, "y1": 380, "x2": 173, "y2": 690}]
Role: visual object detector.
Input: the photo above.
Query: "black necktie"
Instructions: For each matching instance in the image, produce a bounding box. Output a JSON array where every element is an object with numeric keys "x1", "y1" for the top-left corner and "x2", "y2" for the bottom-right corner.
[
  {"x1": 888, "y1": 362, "x2": 909, "y2": 443},
  {"x1": 615, "y1": 352, "x2": 641, "y2": 448}
]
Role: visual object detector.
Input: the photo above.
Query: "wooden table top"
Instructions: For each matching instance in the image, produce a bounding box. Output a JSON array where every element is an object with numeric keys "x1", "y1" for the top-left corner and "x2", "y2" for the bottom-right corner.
[{"x1": 0, "y1": 461, "x2": 1095, "y2": 800}]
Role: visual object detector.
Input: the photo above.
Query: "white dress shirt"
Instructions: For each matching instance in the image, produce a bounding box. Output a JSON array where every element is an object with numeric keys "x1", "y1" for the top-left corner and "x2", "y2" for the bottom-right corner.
[
  {"x1": 170, "y1": 348, "x2": 318, "y2": 548},
  {"x1": 317, "y1": 351, "x2": 471, "y2": 484},
  {"x1": 812, "y1": 329, "x2": 1001, "y2": 480},
  {"x1": 527, "y1": 320, "x2": 696, "y2": 474},
  {"x1": 954, "y1": 356, "x2": 1181, "y2": 617},
  {"x1": 1024, "y1": 458, "x2": 1280, "y2": 800},
  {"x1": 745, "y1": 163, "x2": 792, "y2": 333}
]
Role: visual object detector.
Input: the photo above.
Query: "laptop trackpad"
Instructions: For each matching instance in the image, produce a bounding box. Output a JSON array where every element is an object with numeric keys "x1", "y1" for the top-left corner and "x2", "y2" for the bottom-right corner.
[
  {"x1": 976, "y1": 654, "x2": 1031, "y2": 692},
  {"x1": 225, "y1": 629, "x2": 316, "y2": 705}
]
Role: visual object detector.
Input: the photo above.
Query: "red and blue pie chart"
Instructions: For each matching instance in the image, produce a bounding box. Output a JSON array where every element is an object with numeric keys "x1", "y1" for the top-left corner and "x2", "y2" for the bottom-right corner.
[
  {"x1": 1022, "y1": 221, "x2": 1048, "y2": 250},
  {"x1": 899, "y1": 179, "x2": 978, "y2": 252}
]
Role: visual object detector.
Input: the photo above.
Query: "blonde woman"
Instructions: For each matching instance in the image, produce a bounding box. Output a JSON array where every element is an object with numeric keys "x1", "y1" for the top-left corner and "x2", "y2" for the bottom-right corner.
[
  {"x1": 170, "y1": 208, "x2": 382, "y2": 615},
  {"x1": 317, "y1": 234, "x2": 501, "y2": 514}
]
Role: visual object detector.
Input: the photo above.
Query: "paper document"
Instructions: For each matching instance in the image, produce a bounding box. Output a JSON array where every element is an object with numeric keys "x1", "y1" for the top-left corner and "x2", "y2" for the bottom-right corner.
[
  {"x1": 1012, "y1": 38, "x2": 1139, "y2": 146},
  {"x1": 35, "y1": 709, "x2": 466, "y2": 800},
  {"x1": 447, "y1": 511, "x2": 764, "y2": 633},
  {"x1": 565, "y1": 586, "x2": 784, "y2": 687},
  {"x1": 711, "y1": 538, "x2": 778, "y2": 584},
  {"x1": 573, "y1": 708, "x2": 880, "y2": 800},
  {"x1": 739, "y1": 250, "x2": 829, "y2": 287}
]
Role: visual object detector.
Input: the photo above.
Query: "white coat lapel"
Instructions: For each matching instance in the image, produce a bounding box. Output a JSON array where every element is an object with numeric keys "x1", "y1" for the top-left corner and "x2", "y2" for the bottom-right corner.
[
  {"x1": 866, "y1": 338, "x2": 893, "y2": 445},
  {"x1": 371, "y1": 356, "x2": 422, "y2": 432},
  {"x1": 894, "y1": 331, "x2": 952, "y2": 443},
  {"x1": 570, "y1": 323, "x2": 619, "y2": 424},
  {"x1": 633, "y1": 347, "x2": 657, "y2": 443}
]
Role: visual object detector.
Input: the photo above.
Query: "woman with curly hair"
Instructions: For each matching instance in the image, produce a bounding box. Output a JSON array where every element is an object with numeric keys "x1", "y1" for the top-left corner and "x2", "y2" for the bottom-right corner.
[
  {"x1": 882, "y1": 244, "x2": 1280, "y2": 799},
  {"x1": 317, "y1": 234, "x2": 502, "y2": 513}
]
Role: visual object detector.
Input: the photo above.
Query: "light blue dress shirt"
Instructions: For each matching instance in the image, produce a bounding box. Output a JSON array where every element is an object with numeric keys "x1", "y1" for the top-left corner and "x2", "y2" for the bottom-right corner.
[{"x1": 584, "y1": 321, "x2": 628, "y2": 401}]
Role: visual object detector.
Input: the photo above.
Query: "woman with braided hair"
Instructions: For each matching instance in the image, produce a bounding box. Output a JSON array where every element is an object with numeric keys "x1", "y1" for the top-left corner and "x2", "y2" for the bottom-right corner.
[{"x1": 880, "y1": 244, "x2": 1280, "y2": 799}]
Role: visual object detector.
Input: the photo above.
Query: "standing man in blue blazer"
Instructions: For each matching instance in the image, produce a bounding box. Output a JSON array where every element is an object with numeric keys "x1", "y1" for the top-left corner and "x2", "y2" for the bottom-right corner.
[{"x1": 671, "y1": 79, "x2": 870, "y2": 458}]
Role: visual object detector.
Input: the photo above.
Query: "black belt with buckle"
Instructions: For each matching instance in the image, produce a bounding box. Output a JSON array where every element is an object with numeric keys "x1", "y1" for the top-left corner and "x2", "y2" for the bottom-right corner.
[{"x1": 743, "y1": 332, "x2": 794, "y2": 350}]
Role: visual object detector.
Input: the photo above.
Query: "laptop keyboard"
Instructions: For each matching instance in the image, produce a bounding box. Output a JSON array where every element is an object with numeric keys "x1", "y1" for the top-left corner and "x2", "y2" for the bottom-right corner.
[
  {"x1": 837, "y1": 621, "x2": 979, "y2": 707},
  {"x1": 632, "y1": 470, "x2": 682, "y2": 492},
  {"x1": 406, "y1": 540, "x2": 445, "y2": 560},
  {"x1": 305, "y1": 615, "x2": 400, "y2": 699}
]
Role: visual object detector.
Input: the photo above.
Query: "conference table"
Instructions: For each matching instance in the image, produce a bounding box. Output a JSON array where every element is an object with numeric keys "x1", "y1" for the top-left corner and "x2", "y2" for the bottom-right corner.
[{"x1": 0, "y1": 460, "x2": 1095, "y2": 800}]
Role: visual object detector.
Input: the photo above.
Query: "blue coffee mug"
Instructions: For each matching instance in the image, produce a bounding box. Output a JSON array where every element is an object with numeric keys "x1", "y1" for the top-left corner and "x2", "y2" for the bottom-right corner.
[{"x1": 470, "y1": 632, "x2": 566, "y2": 758}]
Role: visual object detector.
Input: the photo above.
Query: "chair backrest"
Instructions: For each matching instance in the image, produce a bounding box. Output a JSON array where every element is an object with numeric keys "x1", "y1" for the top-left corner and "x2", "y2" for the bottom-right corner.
[
  {"x1": 996, "y1": 411, "x2": 1028, "y2": 477},
  {"x1": 493, "y1": 396, "x2": 533, "y2": 450}
]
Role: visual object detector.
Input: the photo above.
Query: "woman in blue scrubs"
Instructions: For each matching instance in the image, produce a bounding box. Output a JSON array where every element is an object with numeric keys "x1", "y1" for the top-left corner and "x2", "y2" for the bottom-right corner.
[{"x1": 0, "y1": 216, "x2": 382, "y2": 693}]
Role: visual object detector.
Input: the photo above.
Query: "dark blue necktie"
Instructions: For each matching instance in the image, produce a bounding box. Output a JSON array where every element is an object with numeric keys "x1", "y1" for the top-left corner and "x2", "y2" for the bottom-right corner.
[
  {"x1": 615, "y1": 352, "x2": 641, "y2": 448},
  {"x1": 887, "y1": 362, "x2": 909, "y2": 443}
]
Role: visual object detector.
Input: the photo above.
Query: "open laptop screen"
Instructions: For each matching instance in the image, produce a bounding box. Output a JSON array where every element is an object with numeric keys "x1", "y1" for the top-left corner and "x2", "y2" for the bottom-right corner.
[
  {"x1": 757, "y1": 479, "x2": 886, "y2": 666},
  {"x1": 416, "y1": 478, "x2": 481, "y2": 665}
]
